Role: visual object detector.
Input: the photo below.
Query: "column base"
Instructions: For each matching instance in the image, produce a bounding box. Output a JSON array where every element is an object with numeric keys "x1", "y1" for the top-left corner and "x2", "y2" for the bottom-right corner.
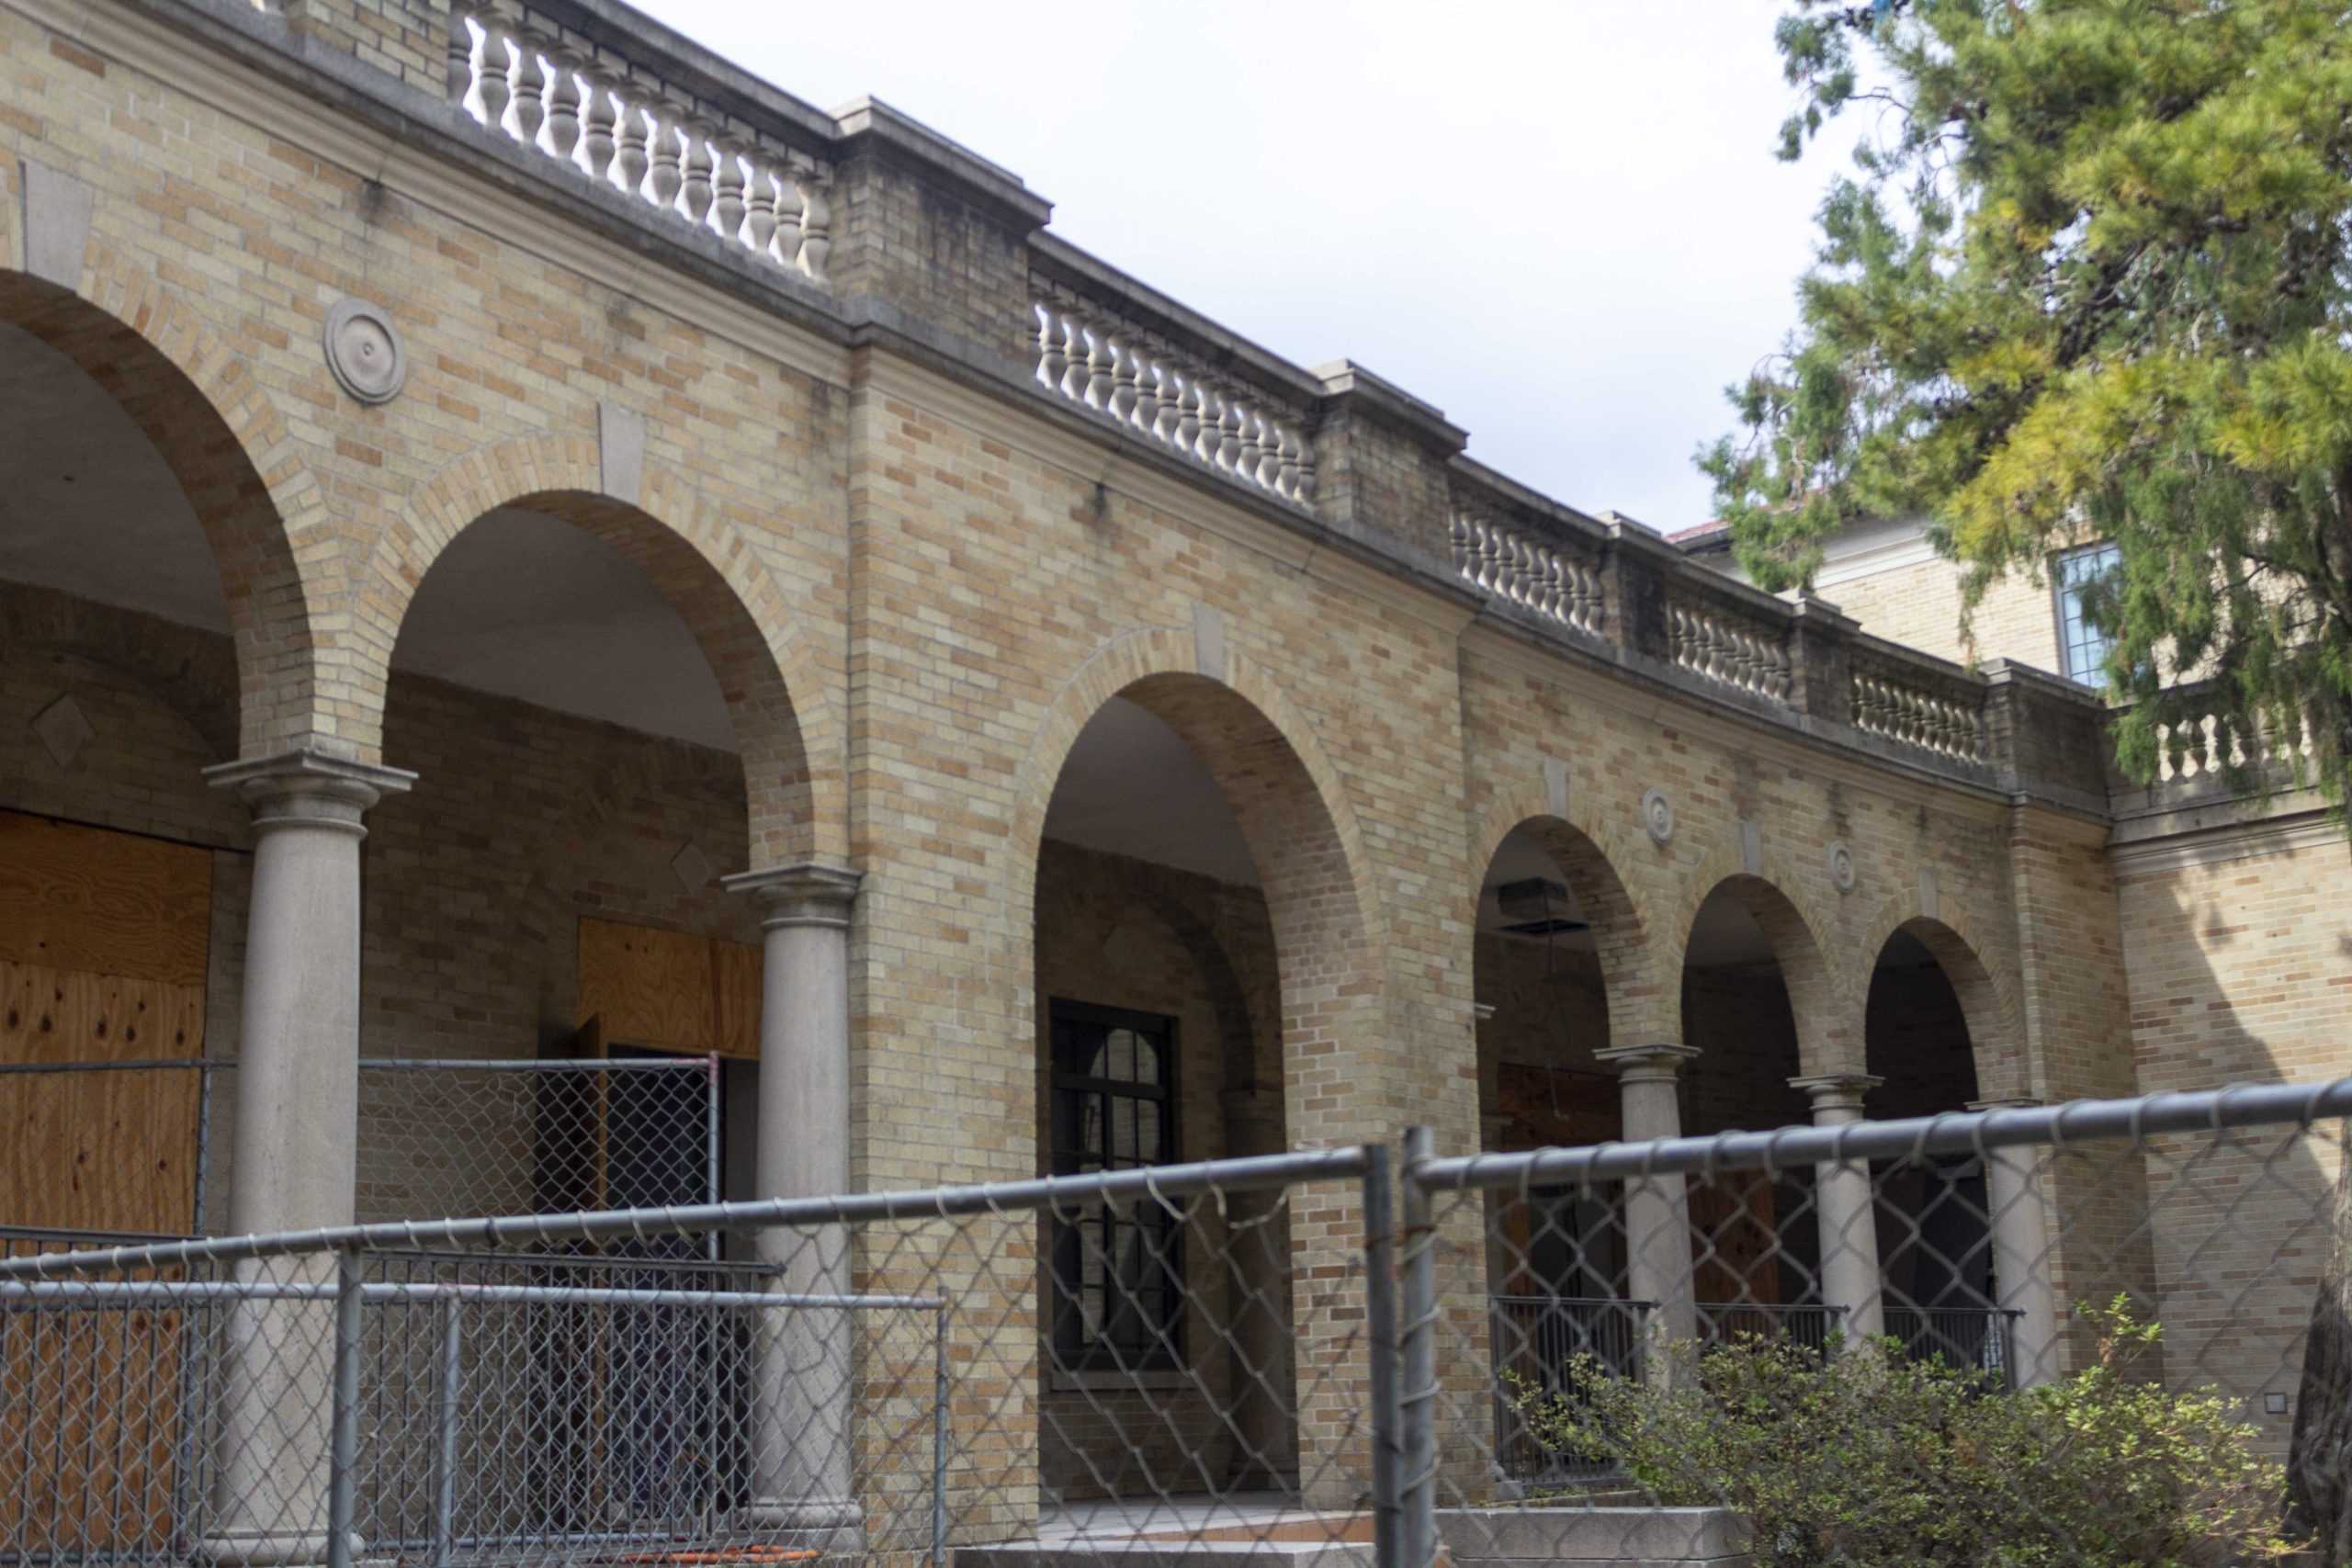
[
  {"x1": 736, "y1": 1498, "x2": 864, "y2": 1555},
  {"x1": 194, "y1": 1529, "x2": 363, "y2": 1567}
]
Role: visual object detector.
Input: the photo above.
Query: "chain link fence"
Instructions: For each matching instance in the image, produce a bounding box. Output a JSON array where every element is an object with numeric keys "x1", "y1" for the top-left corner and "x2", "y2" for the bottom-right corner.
[
  {"x1": 0, "y1": 1055, "x2": 720, "y2": 1236},
  {"x1": 2, "y1": 1082, "x2": 2349, "y2": 1567}
]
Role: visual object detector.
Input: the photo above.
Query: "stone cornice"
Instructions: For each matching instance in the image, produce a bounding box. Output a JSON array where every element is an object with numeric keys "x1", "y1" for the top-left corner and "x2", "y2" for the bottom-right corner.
[{"x1": 2107, "y1": 801, "x2": 2345, "y2": 878}]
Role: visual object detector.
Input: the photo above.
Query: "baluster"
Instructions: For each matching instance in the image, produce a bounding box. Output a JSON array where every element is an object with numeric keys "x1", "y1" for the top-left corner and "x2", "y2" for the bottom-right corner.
[
  {"x1": 613, "y1": 102, "x2": 650, "y2": 199},
  {"x1": 744, "y1": 163, "x2": 778, "y2": 259},
  {"x1": 680, "y1": 125, "x2": 716, "y2": 228},
  {"x1": 1191, "y1": 382, "x2": 1219, "y2": 462},
  {"x1": 1449, "y1": 514, "x2": 1472, "y2": 577},
  {"x1": 1108, "y1": 338, "x2": 1138, "y2": 423},
  {"x1": 1237, "y1": 406, "x2": 1264, "y2": 485},
  {"x1": 1669, "y1": 606, "x2": 1690, "y2": 666},
  {"x1": 1134, "y1": 348, "x2": 1162, "y2": 434},
  {"x1": 1175, "y1": 376, "x2": 1202, "y2": 456},
  {"x1": 544, "y1": 46, "x2": 583, "y2": 163},
  {"x1": 1035, "y1": 304, "x2": 1067, "y2": 391},
  {"x1": 796, "y1": 164, "x2": 832, "y2": 283},
  {"x1": 1275, "y1": 430, "x2": 1300, "y2": 498},
  {"x1": 1057, "y1": 310, "x2": 1089, "y2": 401},
  {"x1": 647, "y1": 114, "x2": 684, "y2": 213},
  {"x1": 1295, "y1": 438, "x2": 1317, "y2": 506},
  {"x1": 478, "y1": 29, "x2": 514, "y2": 133},
  {"x1": 1083, "y1": 323, "x2": 1116, "y2": 411},
  {"x1": 1475, "y1": 522, "x2": 1502, "y2": 592},
  {"x1": 713, "y1": 141, "x2": 748, "y2": 247},
  {"x1": 1254, "y1": 415, "x2": 1282, "y2": 491},
  {"x1": 773, "y1": 164, "x2": 806, "y2": 270},
  {"x1": 447, "y1": 14, "x2": 476, "y2": 107},
  {"x1": 510, "y1": 34, "x2": 547, "y2": 149},
  {"x1": 580, "y1": 77, "x2": 617, "y2": 186},
  {"x1": 1534, "y1": 547, "x2": 1563, "y2": 619},
  {"x1": 1216, "y1": 389, "x2": 1243, "y2": 472},
  {"x1": 1152, "y1": 361, "x2": 1182, "y2": 444}
]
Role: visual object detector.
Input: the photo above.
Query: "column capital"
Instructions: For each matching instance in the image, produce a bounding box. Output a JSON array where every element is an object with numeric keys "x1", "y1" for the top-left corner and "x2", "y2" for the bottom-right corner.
[
  {"x1": 1790, "y1": 1072, "x2": 1885, "y2": 1111},
  {"x1": 723, "y1": 862, "x2": 864, "y2": 929},
  {"x1": 1967, "y1": 1095, "x2": 2044, "y2": 1113},
  {"x1": 204, "y1": 749, "x2": 415, "y2": 835},
  {"x1": 1594, "y1": 1043, "x2": 1701, "y2": 1084}
]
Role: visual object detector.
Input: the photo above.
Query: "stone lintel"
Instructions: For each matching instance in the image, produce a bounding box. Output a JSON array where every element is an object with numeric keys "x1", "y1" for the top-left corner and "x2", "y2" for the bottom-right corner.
[{"x1": 723, "y1": 862, "x2": 864, "y2": 928}]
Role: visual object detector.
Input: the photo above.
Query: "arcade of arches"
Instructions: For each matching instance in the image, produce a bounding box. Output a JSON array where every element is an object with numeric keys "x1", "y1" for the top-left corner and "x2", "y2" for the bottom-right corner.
[{"x1": 5, "y1": 0, "x2": 2347, "y2": 1528}]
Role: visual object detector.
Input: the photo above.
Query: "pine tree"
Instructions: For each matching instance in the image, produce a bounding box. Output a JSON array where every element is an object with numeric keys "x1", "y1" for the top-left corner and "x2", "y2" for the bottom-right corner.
[
  {"x1": 1705, "y1": 0, "x2": 2352, "y2": 812},
  {"x1": 1707, "y1": 3, "x2": 2352, "y2": 1552}
]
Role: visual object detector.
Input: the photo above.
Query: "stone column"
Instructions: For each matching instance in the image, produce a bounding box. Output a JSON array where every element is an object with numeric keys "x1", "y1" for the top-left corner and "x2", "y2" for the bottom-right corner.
[
  {"x1": 1594, "y1": 1044, "x2": 1701, "y2": 1355},
  {"x1": 1219, "y1": 1088, "x2": 1294, "y2": 1485},
  {"x1": 1970, "y1": 1097, "x2": 2060, "y2": 1387},
  {"x1": 723, "y1": 863, "x2": 863, "y2": 1544},
  {"x1": 1791, "y1": 1074, "x2": 1885, "y2": 1344},
  {"x1": 198, "y1": 750, "x2": 412, "y2": 1567}
]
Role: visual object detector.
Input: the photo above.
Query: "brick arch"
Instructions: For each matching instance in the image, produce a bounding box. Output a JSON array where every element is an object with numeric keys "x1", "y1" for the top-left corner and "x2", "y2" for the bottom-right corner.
[
  {"x1": 1852, "y1": 897, "x2": 2030, "y2": 1101},
  {"x1": 0, "y1": 250, "x2": 332, "y2": 758},
  {"x1": 360, "y1": 434, "x2": 846, "y2": 865},
  {"x1": 1466, "y1": 797, "x2": 1670, "y2": 1045},
  {"x1": 1007, "y1": 626, "x2": 1391, "y2": 1138},
  {"x1": 1666, "y1": 843, "x2": 1856, "y2": 1077}
]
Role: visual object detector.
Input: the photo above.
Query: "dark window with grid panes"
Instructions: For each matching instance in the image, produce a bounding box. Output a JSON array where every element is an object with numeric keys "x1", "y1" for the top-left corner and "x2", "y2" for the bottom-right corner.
[{"x1": 1048, "y1": 1000, "x2": 1182, "y2": 1369}]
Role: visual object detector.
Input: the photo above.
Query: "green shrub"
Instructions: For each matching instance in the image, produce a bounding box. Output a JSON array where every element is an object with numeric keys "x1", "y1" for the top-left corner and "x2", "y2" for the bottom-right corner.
[{"x1": 1504, "y1": 1298, "x2": 2300, "y2": 1566}]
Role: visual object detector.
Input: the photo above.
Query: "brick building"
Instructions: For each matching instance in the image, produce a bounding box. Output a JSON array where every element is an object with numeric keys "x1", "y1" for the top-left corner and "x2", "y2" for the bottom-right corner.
[{"x1": 0, "y1": 0, "x2": 2343, "y2": 1552}]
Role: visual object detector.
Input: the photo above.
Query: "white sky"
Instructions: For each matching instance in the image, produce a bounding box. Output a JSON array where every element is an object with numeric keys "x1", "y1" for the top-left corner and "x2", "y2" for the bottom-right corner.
[{"x1": 631, "y1": 1, "x2": 1836, "y2": 532}]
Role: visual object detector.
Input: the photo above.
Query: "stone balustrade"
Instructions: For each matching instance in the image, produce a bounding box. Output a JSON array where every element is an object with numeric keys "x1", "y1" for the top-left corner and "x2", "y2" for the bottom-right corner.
[
  {"x1": 1029, "y1": 282, "x2": 1316, "y2": 507},
  {"x1": 1667, "y1": 592, "x2": 1793, "y2": 705},
  {"x1": 1448, "y1": 505, "x2": 1605, "y2": 638},
  {"x1": 2151, "y1": 685, "x2": 2309, "y2": 784},
  {"x1": 1850, "y1": 653, "x2": 1990, "y2": 763},
  {"x1": 447, "y1": 5, "x2": 833, "y2": 287}
]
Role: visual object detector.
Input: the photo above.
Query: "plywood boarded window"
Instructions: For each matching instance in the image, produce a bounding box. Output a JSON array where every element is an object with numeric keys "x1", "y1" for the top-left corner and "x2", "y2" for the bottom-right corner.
[
  {"x1": 0, "y1": 809, "x2": 212, "y2": 1235},
  {"x1": 574, "y1": 917, "x2": 760, "y2": 1060}
]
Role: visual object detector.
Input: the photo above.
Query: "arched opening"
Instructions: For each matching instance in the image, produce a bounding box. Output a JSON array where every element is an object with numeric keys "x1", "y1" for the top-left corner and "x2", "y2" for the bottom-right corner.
[
  {"x1": 1471, "y1": 819, "x2": 1643, "y2": 1480},
  {"x1": 1027, "y1": 671, "x2": 1374, "y2": 1508},
  {"x1": 0, "y1": 277, "x2": 309, "y2": 1246},
  {"x1": 365, "y1": 494, "x2": 814, "y2": 1228},
  {"x1": 1866, "y1": 919, "x2": 1997, "y2": 1367},
  {"x1": 1677, "y1": 876, "x2": 1830, "y2": 1342}
]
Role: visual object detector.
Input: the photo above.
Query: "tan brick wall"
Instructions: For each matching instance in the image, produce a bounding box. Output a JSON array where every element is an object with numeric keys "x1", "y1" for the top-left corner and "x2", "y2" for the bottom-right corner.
[
  {"x1": 2118, "y1": 830, "x2": 2352, "y2": 1448},
  {"x1": 1825, "y1": 548, "x2": 2066, "y2": 675}
]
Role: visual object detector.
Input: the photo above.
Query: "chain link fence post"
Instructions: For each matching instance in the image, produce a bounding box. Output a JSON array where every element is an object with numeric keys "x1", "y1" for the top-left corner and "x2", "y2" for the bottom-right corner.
[
  {"x1": 1363, "y1": 1143, "x2": 1401, "y2": 1568},
  {"x1": 1399, "y1": 1125, "x2": 1437, "y2": 1568},
  {"x1": 327, "y1": 1248, "x2": 364, "y2": 1568}
]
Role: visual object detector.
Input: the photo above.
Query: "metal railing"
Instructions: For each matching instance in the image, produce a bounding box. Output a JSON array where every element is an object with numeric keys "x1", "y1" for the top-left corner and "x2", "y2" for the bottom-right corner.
[{"x1": 1883, "y1": 1305, "x2": 2021, "y2": 1387}]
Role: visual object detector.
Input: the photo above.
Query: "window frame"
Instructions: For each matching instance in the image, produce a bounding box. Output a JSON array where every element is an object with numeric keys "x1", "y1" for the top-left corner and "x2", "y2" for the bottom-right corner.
[
  {"x1": 2051, "y1": 541, "x2": 2121, "y2": 688},
  {"x1": 1046, "y1": 998, "x2": 1185, "y2": 1372}
]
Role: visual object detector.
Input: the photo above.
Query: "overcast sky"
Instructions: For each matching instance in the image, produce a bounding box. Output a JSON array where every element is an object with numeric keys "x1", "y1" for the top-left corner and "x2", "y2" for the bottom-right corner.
[{"x1": 630, "y1": 1, "x2": 1836, "y2": 532}]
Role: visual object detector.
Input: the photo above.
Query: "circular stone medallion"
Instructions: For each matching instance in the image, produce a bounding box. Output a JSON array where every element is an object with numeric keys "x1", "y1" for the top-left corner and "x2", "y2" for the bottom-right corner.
[
  {"x1": 1827, "y1": 840, "x2": 1857, "y2": 893},
  {"x1": 322, "y1": 298, "x2": 407, "y2": 405},
  {"x1": 1640, "y1": 787, "x2": 1675, "y2": 846}
]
